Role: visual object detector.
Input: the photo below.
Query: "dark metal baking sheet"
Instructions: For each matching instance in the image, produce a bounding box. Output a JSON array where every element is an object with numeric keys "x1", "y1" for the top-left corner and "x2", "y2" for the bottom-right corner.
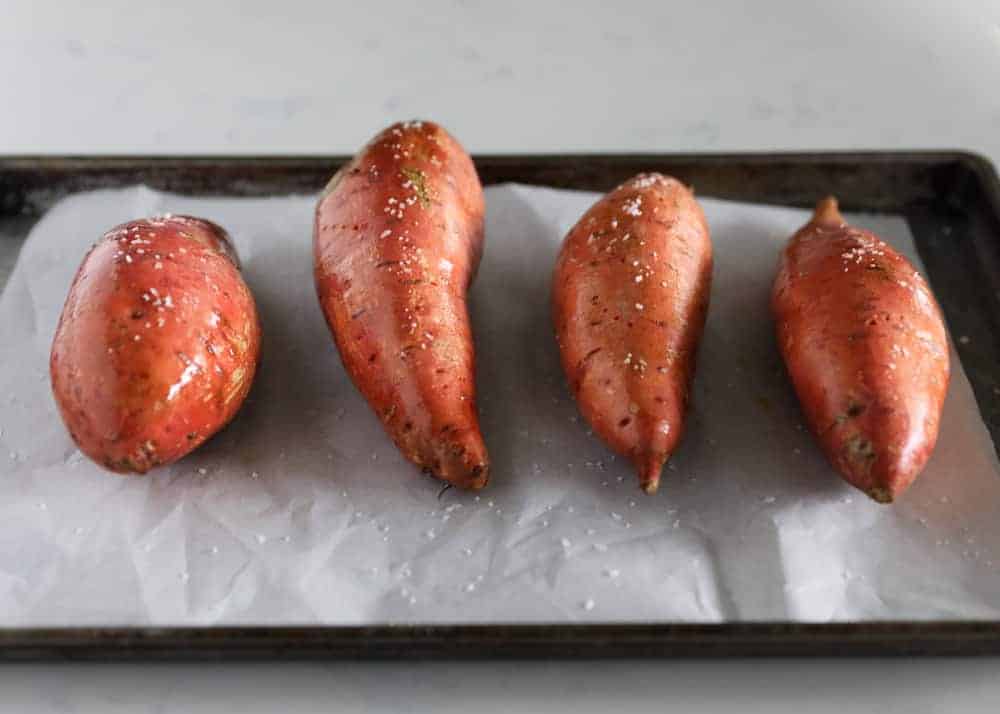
[{"x1": 1, "y1": 151, "x2": 998, "y2": 660}]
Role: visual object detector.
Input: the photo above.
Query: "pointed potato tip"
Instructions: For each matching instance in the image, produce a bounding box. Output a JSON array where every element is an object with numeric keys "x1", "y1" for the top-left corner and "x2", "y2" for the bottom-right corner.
[
  {"x1": 458, "y1": 462, "x2": 490, "y2": 491},
  {"x1": 811, "y1": 196, "x2": 845, "y2": 227},
  {"x1": 426, "y1": 459, "x2": 489, "y2": 491},
  {"x1": 867, "y1": 485, "x2": 894, "y2": 504},
  {"x1": 636, "y1": 453, "x2": 666, "y2": 495},
  {"x1": 467, "y1": 464, "x2": 489, "y2": 491}
]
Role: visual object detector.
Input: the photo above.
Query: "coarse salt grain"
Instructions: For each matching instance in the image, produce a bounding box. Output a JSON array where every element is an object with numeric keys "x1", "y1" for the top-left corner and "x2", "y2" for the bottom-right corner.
[{"x1": 622, "y1": 197, "x2": 642, "y2": 216}]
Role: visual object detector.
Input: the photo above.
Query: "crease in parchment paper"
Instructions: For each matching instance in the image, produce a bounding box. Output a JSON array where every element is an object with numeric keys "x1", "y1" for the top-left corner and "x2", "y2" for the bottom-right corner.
[{"x1": 0, "y1": 183, "x2": 998, "y2": 626}]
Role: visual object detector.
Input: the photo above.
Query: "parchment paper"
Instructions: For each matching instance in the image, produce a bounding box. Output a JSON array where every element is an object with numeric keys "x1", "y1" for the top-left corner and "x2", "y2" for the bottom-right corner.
[{"x1": 1, "y1": 184, "x2": 998, "y2": 626}]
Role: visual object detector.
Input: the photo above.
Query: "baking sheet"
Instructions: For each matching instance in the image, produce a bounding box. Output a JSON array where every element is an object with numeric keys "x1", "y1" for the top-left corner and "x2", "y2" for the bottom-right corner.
[{"x1": 0, "y1": 183, "x2": 998, "y2": 626}]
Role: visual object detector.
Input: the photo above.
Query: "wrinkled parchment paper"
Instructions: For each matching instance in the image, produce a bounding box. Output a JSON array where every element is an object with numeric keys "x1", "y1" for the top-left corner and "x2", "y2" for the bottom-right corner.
[{"x1": 1, "y1": 184, "x2": 998, "y2": 626}]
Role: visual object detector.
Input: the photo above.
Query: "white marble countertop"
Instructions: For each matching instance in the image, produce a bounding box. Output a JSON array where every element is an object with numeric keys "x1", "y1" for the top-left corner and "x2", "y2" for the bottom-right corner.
[
  {"x1": 4, "y1": 0, "x2": 999, "y2": 164},
  {"x1": 3, "y1": 0, "x2": 999, "y2": 711}
]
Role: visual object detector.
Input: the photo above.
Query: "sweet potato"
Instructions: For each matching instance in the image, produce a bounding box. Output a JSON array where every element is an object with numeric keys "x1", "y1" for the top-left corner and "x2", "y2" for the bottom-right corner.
[
  {"x1": 50, "y1": 215, "x2": 261, "y2": 473},
  {"x1": 314, "y1": 120, "x2": 488, "y2": 489},
  {"x1": 552, "y1": 174, "x2": 713, "y2": 494},
  {"x1": 772, "y1": 197, "x2": 950, "y2": 503}
]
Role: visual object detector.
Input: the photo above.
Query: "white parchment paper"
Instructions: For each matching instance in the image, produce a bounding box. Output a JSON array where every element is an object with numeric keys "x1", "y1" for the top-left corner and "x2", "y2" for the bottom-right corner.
[{"x1": 1, "y1": 184, "x2": 998, "y2": 626}]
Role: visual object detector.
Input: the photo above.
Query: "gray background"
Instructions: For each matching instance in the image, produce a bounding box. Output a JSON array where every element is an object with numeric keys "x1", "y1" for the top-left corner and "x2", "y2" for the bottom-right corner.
[{"x1": 2, "y1": 0, "x2": 999, "y2": 711}]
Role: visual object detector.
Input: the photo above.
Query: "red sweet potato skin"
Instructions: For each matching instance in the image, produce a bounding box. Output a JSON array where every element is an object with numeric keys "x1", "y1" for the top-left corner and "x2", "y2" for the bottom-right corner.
[
  {"x1": 313, "y1": 120, "x2": 488, "y2": 489},
  {"x1": 552, "y1": 174, "x2": 713, "y2": 494},
  {"x1": 772, "y1": 198, "x2": 950, "y2": 502},
  {"x1": 50, "y1": 216, "x2": 261, "y2": 473}
]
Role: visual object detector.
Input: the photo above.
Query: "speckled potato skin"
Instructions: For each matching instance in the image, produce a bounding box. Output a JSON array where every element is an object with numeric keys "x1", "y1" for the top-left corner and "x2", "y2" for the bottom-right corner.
[
  {"x1": 314, "y1": 120, "x2": 489, "y2": 490},
  {"x1": 772, "y1": 198, "x2": 950, "y2": 503},
  {"x1": 552, "y1": 174, "x2": 713, "y2": 494},
  {"x1": 50, "y1": 216, "x2": 261, "y2": 473}
]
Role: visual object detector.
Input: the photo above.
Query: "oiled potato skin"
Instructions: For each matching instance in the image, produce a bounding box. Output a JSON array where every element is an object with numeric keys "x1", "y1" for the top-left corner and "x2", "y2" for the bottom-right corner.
[
  {"x1": 314, "y1": 120, "x2": 488, "y2": 489},
  {"x1": 772, "y1": 198, "x2": 950, "y2": 503},
  {"x1": 50, "y1": 216, "x2": 261, "y2": 473},
  {"x1": 552, "y1": 174, "x2": 713, "y2": 494}
]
